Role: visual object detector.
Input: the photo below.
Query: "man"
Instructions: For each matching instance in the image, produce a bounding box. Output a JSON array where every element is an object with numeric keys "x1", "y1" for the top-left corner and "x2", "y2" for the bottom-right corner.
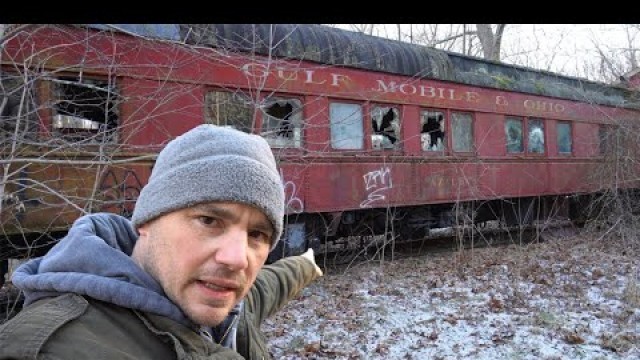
[{"x1": 0, "y1": 125, "x2": 323, "y2": 359}]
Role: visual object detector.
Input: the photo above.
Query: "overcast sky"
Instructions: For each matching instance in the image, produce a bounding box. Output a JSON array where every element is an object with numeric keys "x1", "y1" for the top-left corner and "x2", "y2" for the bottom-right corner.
[
  {"x1": 331, "y1": 24, "x2": 639, "y2": 82},
  {"x1": 502, "y1": 24, "x2": 637, "y2": 79}
]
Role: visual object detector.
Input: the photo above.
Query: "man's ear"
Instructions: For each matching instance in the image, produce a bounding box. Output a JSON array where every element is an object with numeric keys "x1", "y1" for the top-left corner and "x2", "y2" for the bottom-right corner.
[
  {"x1": 131, "y1": 223, "x2": 150, "y2": 264},
  {"x1": 137, "y1": 223, "x2": 150, "y2": 240}
]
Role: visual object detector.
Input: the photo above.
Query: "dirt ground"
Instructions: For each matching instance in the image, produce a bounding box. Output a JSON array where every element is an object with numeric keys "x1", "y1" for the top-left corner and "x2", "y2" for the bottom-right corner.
[
  {"x1": 263, "y1": 230, "x2": 640, "y2": 359},
  {"x1": 1, "y1": 228, "x2": 637, "y2": 359}
]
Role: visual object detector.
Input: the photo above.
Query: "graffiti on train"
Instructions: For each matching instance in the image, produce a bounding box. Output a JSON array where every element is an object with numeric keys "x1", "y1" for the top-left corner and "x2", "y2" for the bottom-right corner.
[{"x1": 98, "y1": 169, "x2": 144, "y2": 217}]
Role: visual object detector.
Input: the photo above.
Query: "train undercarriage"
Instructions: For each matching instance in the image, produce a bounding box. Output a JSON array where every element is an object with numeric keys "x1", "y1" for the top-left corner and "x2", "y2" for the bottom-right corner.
[
  {"x1": 268, "y1": 193, "x2": 608, "y2": 263},
  {"x1": 0, "y1": 191, "x2": 628, "y2": 280}
]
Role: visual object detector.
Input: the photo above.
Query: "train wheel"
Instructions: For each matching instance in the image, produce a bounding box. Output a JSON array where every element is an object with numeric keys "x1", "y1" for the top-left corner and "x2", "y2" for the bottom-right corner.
[{"x1": 267, "y1": 214, "x2": 326, "y2": 263}]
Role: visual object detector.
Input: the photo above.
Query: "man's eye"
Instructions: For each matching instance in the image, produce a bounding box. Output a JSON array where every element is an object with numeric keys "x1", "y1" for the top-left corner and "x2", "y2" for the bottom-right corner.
[
  {"x1": 198, "y1": 216, "x2": 218, "y2": 226},
  {"x1": 248, "y1": 230, "x2": 271, "y2": 245}
]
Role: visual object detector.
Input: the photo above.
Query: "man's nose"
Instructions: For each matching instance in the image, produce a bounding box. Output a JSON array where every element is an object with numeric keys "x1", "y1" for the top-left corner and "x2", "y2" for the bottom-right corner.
[{"x1": 214, "y1": 228, "x2": 249, "y2": 270}]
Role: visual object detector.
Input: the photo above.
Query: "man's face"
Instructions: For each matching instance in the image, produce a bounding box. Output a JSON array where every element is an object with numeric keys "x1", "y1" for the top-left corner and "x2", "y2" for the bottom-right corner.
[{"x1": 133, "y1": 202, "x2": 274, "y2": 326}]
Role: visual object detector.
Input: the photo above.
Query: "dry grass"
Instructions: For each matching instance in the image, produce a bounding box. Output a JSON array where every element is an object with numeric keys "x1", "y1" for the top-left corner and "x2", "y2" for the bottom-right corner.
[{"x1": 265, "y1": 227, "x2": 640, "y2": 359}]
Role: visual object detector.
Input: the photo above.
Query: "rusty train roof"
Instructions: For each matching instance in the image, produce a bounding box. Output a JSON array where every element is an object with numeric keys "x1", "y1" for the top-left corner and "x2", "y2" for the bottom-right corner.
[{"x1": 89, "y1": 24, "x2": 639, "y2": 109}]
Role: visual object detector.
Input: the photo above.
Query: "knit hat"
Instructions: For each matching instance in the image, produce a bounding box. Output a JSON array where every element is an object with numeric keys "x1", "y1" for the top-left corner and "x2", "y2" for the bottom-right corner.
[{"x1": 131, "y1": 124, "x2": 285, "y2": 250}]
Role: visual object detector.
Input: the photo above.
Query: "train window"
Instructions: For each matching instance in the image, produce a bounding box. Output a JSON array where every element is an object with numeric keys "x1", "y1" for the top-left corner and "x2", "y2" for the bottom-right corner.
[
  {"x1": 557, "y1": 122, "x2": 572, "y2": 154},
  {"x1": 330, "y1": 102, "x2": 363, "y2": 150},
  {"x1": 205, "y1": 90, "x2": 254, "y2": 133},
  {"x1": 260, "y1": 97, "x2": 302, "y2": 148},
  {"x1": 1, "y1": 72, "x2": 38, "y2": 142},
  {"x1": 451, "y1": 112, "x2": 473, "y2": 152},
  {"x1": 527, "y1": 118, "x2": 545, "y2": 154},
  {"x1": 505, "y1": 117, "x2": 523, "y2": 153},
  {"x1": 420, "y1": 110, "x2": 445, "y2": 152},
  {"x1": 599, "y1": 124, "x2": 614, "y2": 155},
  {"x1": 370, "y1": 106, "x2": 400, "y2": 150},
  {"x1": 50, "y1": 77, "x2": 120, "y2": 142}
]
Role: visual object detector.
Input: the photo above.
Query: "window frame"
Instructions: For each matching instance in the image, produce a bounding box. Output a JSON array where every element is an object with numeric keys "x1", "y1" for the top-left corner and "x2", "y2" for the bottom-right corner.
[
  {"x1": 598, "y1": 124, "x2": 615, "y2": 156},
  {"x1": 505, "y1": 116, "x2": 524, "y2": 154},
  {"x1": 47, "y1": 75, "x2": 121, "y2": 144},
  {"x1": 369, "y1": 103, "x2": 402, "y2": 151},
  {"x1": 329, "y1": 100, "x2": 365, "y2": 151},
  {"x1": 258, "y1": 94, "x2": 304, "y2": 149},
  {"x1": 450, "y1": 111, "x2": 474, "y2": 153},
  {"x1": 556, "y1": 121, "x2": 572, "y2": 155},
  {"x1": 526, "y1": 117, "x2": 546, "y2": 155},
  {"x1": 505, "y1": 116, "x2": 548, "y2": 156},
  {"x1": 204, "y1": 88, "x2": 256, "y2": 134},
  {"x1": 420, "y1": 108, "x2": 447, "y2": 155}
]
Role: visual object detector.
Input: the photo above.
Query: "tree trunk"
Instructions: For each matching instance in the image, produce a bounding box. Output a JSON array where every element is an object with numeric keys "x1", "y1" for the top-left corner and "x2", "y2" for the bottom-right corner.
[{"x1": 476, "y1": 24, "x2": 507, "y2": 61}]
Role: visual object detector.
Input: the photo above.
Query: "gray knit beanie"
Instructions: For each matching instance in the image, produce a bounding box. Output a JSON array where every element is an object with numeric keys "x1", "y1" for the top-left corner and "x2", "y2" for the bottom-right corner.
[{"x1": 131, "y1": 124, "x2": 285, "y2": 250}]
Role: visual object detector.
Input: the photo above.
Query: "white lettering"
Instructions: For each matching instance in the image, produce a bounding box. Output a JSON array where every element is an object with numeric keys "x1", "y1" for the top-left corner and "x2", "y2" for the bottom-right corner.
[
  {"x1": 241, "y1": 63, "x2": 269, "y2": 78},
  {"x1": 374, "y1": 80, "x2": 398, "y2": 93},
  {"x1": 420, "y1": 85, "x2": 436, "y2": 97},
  {"x1": 304, "y1": 70, "x2": 325, "y2": 85},
  {"x1": 448, "y1": 89, "x2": 463, "y2": 101},
  {"x1": 399, "y1": 83, "x2": 417, "y2": 95},
  {"x1": 496, "y1": 95, "x2": 508, "y2": 106},
  {"x1": 466, "y1": 92, "x2": 481, "y2": 103},
  {"x1": 277, "y1": 67, "x2": 299, "y2": 82},
  {"x1": 331, "y1": 73, "x2": 350, "y2": 87}
]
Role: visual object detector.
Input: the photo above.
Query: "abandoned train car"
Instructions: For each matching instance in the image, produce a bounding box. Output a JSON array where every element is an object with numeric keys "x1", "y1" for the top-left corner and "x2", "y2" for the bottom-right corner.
[{"x1": 1, "y1": 24, "x2": 639, "y2": 277}]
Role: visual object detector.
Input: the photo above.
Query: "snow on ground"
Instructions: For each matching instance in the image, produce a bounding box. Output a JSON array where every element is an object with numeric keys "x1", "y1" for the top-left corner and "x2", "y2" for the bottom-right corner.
[{"x1": 263, "y1": 233, "x2": 640, "y2": 359}]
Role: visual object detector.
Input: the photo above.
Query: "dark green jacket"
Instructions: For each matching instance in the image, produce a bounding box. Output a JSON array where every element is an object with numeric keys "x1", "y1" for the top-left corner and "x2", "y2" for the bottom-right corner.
[
  {"x1": 237, "y1": 256, "x2": 319, "y2": 359},
  {"x1": 0, "y1": 255, "x2": 319, "y2": 360}
]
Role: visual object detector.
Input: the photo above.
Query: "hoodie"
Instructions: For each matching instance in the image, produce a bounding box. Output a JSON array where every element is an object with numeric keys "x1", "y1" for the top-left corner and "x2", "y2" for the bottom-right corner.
[{"x1": 11, "y1": 212, "x2": 239, "y2": 347}]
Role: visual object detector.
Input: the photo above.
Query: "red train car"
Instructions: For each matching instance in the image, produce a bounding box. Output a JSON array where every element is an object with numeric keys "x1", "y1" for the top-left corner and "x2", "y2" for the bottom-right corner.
[{"x1": 1, "y1": 24, "x2": 639, "y2": 271}]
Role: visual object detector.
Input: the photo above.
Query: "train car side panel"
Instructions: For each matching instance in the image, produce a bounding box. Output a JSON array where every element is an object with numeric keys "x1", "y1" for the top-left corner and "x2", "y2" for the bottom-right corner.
[
  {"x1": 474, "y1": 113, "x2": 507, "y2": 158},
  {"x1": 121, "y1": 78, "x2": 204, "y2": 148}
]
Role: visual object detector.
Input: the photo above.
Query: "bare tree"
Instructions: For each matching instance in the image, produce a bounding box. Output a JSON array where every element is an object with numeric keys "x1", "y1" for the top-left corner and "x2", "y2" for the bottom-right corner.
[
  {"x1": 475, "y1": 24, "x2": 507, "y2": 61},
  {"x1": 344, "y1": 24, "x2": 377, "y2": 36},
  {"x1": 590, "y1": 24, "x2": 640, "y2": 83},
  {"x1": 333, "y1": 24, "x2": 508, "y2": 61}
]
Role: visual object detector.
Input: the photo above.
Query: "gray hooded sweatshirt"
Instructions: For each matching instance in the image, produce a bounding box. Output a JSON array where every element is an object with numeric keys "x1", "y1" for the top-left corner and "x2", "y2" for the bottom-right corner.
[{"x1": 11, "y1": 212, "x2": 239, "y2": 348}]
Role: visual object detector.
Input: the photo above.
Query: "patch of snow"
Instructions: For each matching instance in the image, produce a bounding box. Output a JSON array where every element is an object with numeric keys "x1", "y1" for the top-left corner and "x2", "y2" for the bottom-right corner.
[{"x1": 264, "y1": 237, "x2": 640, "y2": 359}]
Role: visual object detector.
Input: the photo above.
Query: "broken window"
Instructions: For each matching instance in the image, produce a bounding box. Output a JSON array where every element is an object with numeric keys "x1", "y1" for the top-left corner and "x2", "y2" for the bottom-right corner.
[
  {"x1": 370, "y1": 106, "x2": 400, "y2": 150},
  {"x1": 330, "y1": 102, "x2": 363, "y2": 150},
  {"x1": 527, "y1": 118, "x2": 545, "y2": 154},
  {"x1": 420, "y1": 110, "x2": 445, "y2": 152},
  {"x1": 557, "y1": 122, "x2": 572, "y2": 154},
  {"x1": 51, "y1": 77, "x2": 120, "y2": 142},
  {"x1": 1, "y1": 72, "x2": 38, "y2": 142},
  {"x1": 505, "y1": 117, "x2": 523, "y2": 153},
  {"x1": 260, "y1": 97, "x2": 303, "y2": 148},
  {"x1": 451, "y1": 112, "x2": 473, "y2": 152},
  {"x1": 205, "y1": 90, "x2": 255, "y2": 133}
]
